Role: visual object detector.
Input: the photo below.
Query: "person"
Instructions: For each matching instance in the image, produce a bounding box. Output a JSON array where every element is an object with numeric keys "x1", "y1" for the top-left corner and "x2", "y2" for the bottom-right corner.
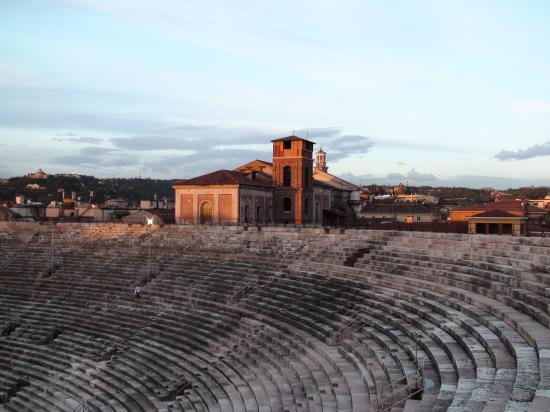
[{"x1": 134, "y1": 286, "x2": 141, "y2": 299}]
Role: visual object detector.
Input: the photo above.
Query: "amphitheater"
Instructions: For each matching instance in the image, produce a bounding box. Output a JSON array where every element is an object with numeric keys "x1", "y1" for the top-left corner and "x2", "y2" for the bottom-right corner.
[{"x1": 1, "y1": 223, "x2": 550, "y2": 412}]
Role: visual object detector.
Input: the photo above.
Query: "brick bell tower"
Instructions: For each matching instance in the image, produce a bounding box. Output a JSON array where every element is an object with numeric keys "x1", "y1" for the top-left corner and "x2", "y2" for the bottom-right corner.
[{"x1": 271, "y1": 135, "x2": 314, "y2": 224}]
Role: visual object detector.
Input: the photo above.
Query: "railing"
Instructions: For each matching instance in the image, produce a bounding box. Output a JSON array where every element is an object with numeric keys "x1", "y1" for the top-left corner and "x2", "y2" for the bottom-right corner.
[
  {"x1": 528, "y1": 224, "x2": 550, "y2": 237},
  {"x1": 346, "y1": 220, "x2": 469, "y2": 233}
]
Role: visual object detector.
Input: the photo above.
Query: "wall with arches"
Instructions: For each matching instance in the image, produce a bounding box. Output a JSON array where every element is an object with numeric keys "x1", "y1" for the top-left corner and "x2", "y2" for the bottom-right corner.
[{"x1": 175, "y1": 186, "x2": 272, "y2": 225}]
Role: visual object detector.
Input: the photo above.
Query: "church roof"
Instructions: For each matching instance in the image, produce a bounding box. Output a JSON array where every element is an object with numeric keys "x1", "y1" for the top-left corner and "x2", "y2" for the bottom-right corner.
[
  {"x1": 271, "y1": 135, "x2": 315, "y2": 144},
  {"x1": 173, "y1": 170, "x2": 273, "y2": 188}
]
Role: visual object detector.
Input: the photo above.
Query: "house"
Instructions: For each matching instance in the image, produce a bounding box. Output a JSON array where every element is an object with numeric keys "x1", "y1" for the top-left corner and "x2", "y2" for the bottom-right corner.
[
  {"x1": 358, "y1": 203, "x2": 443, "y2": 223},
  {"x1": 104, "y1": 198, "x2": 129, "y2": 208},
  {"x1": 395, "y1": 193, "x2": 439, "y2": 204},
  {"x1": 527, "y1": 195, "x2": 550, "y2": 210},
  {"x1": 173, "y1": 135, "x2": 360, "y2": 225},
  {"x1": 466, "y1": 209, "x2": 527, "y2": 235},
  {"x1": 450, "y1": 200, "x2": 548, "y2": 225}
]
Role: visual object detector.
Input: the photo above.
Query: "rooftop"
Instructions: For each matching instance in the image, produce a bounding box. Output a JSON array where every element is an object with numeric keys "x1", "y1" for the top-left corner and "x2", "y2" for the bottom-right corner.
[
  {"x1": 173, "y1": 169, "x2": 273, "y2": 188},
  {"x1": 361, "y1": 203, "x2": 439, "y2": 214},
  {"x1": 453, "y1": 200, "x2": 546, "y2": 214},
  {"x1": 271, "y1": 135, "x2": 315, "y2": 144},
  {"x1": 469, "y1": 209, "x2": 524, "y2": 219}
]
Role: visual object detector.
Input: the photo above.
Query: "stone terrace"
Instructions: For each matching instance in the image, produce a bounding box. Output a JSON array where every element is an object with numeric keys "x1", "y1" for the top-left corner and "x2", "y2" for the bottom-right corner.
[{"x1": 0, "y1": 222, "x2": 549, "y2": 411}]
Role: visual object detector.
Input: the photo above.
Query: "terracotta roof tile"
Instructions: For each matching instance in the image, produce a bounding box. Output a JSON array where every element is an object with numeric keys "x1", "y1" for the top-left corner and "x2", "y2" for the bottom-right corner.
[
  {"x1": 271, "y1": 135, "x2": 315, "y2": 144},
  {"x1": 173, "y1": 170, "x2": 273, "y2": 188},
  {"x1": 469, "y1": 209, "x2": 521, "y2": 218},
  {"x1": 453, "y1": 200, "x2": 546, "y2": 214}
]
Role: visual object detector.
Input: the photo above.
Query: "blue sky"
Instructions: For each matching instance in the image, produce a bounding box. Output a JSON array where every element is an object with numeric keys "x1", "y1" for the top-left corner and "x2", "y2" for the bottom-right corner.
[{"x1": 1, "y1": 0, "x2": 549, "y2": 188}]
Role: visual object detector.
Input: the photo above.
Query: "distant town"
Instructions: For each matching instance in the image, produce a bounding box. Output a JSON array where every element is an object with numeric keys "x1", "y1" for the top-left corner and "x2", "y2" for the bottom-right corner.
[{"x1": 1, "y1": 166, "x2": 548, "y2": 236}]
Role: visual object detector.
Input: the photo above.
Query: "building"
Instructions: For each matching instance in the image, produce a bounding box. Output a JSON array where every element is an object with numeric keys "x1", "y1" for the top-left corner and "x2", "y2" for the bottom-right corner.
[
  {"x1": 173, "y1": 169, "x2": 273, "y2": 225},
  {"x1": 173, "y1": 135, "x2": 360, "y2": 225},
  {"x1": 27, "y1": 168, "x2": 48, "y2": 179},
  {"x1": 121, "y1": 210, "x2": 164, "y2": 225},
  {"x1": 450, "y1": 200, "x2": 548, "y2": 225},
  {"x1": 527, "y1": 195, "x2": 550, "y2": 210},
  {"x1": 358, "y1": 203, "x2": 443, "y2": 223},
  {"x1": 104, "y1": 198, "x2": 129, "y2": 208},
  {"x1": 466, "y1": 210, "x2": 527, "y2": 235},
  {"x1": 140, "y1": 197, "x2": 172, "y2": 210},
  {"x1": 395, "y1": 193, "x2": 439, "y2": 204},
  {"x1": 9, "y1": 205, "x2": 45, "y2": 221}
]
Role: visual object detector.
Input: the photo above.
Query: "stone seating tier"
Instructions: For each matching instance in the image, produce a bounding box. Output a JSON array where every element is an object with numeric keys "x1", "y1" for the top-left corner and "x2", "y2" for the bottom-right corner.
[{"x1": 1, "y1": 222, "x2": 550, "y2": 411}]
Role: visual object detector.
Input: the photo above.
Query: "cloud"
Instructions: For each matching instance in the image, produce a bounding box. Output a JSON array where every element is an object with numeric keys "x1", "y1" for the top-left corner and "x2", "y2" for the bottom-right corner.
[
  {"x1": 294, "y1": 127, "x2": 343, "y2": 139},
  {"x1": 493, "y1": 99, "x2": 550, "y2": 115},
  {"x1": 51, "y1": 145, "x2": 137, "y2": 168},
  {"x1": 407, "y1": 168, "x2": 438, "y2": 182},
  {"x1": 144, "y1": 149, "x2": 270, "y2": 175},
  {"x1": 52, "y1": 154, "x2": 139, "y2": 168},
  {"x1": 54, "y1": 135, "x2": 104, "y2": 144},
  {"x1": 341, "y1": 168, "x2": 438, "y2": 185},
  {"x1": 79, "y1": 146, "x2": 119, "y2": 156},
  {"x1": 111, "y1": 136, "x2": 195, "y2": 151},
  {"x1": 494, "y1": 141, "x2": 550, "y2": 161},
  {"x1": 326, "y1": 135, "x2": 374, "y2": 160},
  {"x1": 341, "y1": 170, "x2": 550, "y2": 189}
]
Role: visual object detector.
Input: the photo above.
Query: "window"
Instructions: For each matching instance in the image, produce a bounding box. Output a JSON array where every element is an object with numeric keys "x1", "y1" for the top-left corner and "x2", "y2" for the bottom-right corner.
[
  {"x1": 304, "y1": 197, "x2": 309, "y2": 216},
  {"x1": 283, "y1": 197, "x2": 291, "y2": 212},
  {"x1": 417, "y1": 216, "x2": 421, "y2": 221},
  {"x1": 283, "y1": 166, "x2": 291, "y2": 187},
  {"x1": 283, "y1": 140, "x2": 292, "y2": 149},
  {"x1": 304, "y1": 166, "x2": 310, "y2": 188}
]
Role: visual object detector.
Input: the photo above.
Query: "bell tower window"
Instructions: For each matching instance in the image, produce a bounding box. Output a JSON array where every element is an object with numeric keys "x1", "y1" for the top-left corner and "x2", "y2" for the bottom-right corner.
[{"x1": 283, "y1": 166, "x2": 291, "y2": 187}]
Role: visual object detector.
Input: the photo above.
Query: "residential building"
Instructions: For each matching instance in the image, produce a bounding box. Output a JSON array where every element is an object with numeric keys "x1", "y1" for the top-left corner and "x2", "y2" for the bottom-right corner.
[
  {"x1": 450, "y1": 200, "x2": 548, "y2": 225},
  {"x1": 358, "y1": 203, "x2": 443, "y2": 223}
]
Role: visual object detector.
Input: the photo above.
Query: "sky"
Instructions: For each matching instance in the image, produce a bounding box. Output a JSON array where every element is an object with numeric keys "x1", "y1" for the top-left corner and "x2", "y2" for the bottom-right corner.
[{"x1": 1, "y1": 0, "x2": 550, "y2": 188}]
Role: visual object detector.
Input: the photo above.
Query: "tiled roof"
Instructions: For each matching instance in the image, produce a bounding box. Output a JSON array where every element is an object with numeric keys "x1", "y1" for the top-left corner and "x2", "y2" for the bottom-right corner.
[
  {"x1": 271, "y1": 135, "x2": 315, "y2": 144},
  {"x1": 453, "y1": 200, "x2": 545, "y2": 214},
  {"x1": 469, "y1": 209, "x2": 521, "y2": 218},
  {"x1": 173, "y1": 170, "x2": 273, "y2": 188}
]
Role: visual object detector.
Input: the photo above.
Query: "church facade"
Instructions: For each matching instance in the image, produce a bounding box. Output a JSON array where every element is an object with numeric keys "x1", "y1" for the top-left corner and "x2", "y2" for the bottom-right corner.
[{"x1": 173, "y1": 136, "x2": 360, "y2": 225}]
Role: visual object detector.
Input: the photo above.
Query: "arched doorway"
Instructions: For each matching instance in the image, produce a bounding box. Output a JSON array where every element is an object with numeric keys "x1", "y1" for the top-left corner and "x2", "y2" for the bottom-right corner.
[{"x1": 200, "y1": 202, "x2": 212, "y2": 224}]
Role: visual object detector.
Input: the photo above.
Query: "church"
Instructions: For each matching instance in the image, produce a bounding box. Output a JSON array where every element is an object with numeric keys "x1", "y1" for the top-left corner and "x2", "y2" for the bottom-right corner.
[{"x1": 172, "y1": 135, "x2": 360, "y2": 225}]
